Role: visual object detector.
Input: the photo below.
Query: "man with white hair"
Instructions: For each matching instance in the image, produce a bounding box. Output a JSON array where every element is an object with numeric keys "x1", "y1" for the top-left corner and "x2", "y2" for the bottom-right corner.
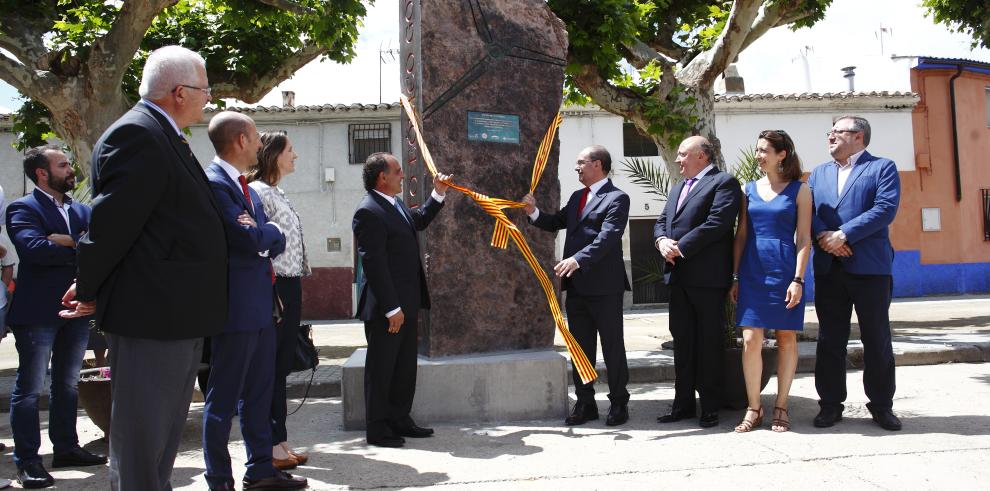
[{"x1": 61, "y1": 45, "x2": 228, "y2": 490}]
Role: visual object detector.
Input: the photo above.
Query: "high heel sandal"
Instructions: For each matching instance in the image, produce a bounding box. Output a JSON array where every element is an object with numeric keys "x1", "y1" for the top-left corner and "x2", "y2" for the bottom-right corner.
[
  {"x1": 771, "y1": 407, "x2": 790, "y2": 432},
  {"x1": 734, "y1": 407, "x2": 763, "y2": 433}
]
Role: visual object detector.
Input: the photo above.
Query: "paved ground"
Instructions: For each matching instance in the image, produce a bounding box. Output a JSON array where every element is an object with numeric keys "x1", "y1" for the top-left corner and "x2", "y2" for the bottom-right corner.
[
  {"x1": 0, "y1": 295, "x2": 988, "y2": 406},
  {"x1": 0, "y1": 363, "x2": 987, "y2": 489}
]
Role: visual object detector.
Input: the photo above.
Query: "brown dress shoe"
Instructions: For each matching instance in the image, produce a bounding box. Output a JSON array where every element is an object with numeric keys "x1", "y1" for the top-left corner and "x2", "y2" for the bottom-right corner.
[
  {"x1": 272, "y1": 456, "x2": 298, "y2": 470},
  {"x1": 287, "y1": 451, "x2": 308, "y2": 465}
]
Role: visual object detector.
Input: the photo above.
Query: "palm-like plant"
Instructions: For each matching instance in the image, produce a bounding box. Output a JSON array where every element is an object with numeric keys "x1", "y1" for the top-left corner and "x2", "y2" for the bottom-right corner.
[{"x1": 622, "y1": 147, "x2": 764, "y2": 347}]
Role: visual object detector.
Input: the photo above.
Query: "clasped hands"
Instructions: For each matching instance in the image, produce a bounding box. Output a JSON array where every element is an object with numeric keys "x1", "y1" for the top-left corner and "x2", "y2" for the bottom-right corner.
[
  {"x1": 817, "y1": 230, "x2": 853, "y2": 257},
  {"x1": 655, "y1": 237, "x2": 682, "y2": 264}
]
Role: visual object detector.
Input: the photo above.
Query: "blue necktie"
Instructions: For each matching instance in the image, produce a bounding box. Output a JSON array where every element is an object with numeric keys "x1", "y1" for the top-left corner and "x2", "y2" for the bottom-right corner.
[{"x1": 394, "y1": 198, "x2": 411, "y2": 226}]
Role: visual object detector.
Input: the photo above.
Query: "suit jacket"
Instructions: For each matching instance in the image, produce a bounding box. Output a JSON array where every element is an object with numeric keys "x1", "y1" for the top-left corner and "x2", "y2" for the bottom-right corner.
[
  {"x1": 76, "y1": 102, "x2": 228, "y2": 340},
  {"x1": 352, "y1": 192, "x2": 444, "y2": 321},
  {"x1": 808, "y1": 151, "x2": 901, "y2": 276},
  {"x1": 654, "y1": 168, "x2": 742, "y2": 289},
  {"x1": 531, "y1": 179, "x2": 631, "y2": 296},
  {"x1": 206, "y1": 163, "x2": 286, "y2": 332},
  {"x1": 5, "y1": 189, "x2": 92, "y2": 326}
]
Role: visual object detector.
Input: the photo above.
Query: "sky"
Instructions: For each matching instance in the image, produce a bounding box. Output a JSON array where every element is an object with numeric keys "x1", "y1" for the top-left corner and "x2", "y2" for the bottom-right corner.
[{"x1": 1, "y1": 0, "x2": 989, "y2": 112}]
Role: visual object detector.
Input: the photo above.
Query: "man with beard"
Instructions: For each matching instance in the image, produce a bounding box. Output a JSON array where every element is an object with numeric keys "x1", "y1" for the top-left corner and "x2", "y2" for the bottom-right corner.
[{"x1": 6, "y1": 145, "x2": 105, "y2": 488}]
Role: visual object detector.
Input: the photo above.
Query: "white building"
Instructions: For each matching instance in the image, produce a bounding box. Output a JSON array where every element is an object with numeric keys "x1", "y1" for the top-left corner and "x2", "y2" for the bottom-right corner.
[{"x1": 0, "y1": 91, "x2": 917, "y2": 317}]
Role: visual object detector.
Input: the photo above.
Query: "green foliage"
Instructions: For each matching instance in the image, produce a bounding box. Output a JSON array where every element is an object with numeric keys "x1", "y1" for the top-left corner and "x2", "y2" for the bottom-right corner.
[
  {"x1": 4, "y1": 0, "x2": 367, "y2": 151},
  {"x1": 923, "y1": 0, "x2": 990, "y2": 48},
  {"x1": 731, "y1": 146, "x2": 765, "y2": 184},
  {"x1": 11, "y1": 100, "x2": 56, "y2": 151},
  {"x1": 620, "y1": 156, "x2": 672, "y2": 201}
]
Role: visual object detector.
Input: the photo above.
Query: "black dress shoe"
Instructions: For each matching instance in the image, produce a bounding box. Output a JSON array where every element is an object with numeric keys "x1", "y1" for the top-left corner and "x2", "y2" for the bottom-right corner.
[
  {"x1": 243, "y1": 470, "x2": 307, "y2": 490},
  {"x1": 394, "y1": 424, "x2": 434, "y2": 438},
  {"x1": 51, "y1": 447, "x2": 108, "y2": 468},
  {"x1": 869, "y1": 408, "x2": 902, "y2": 431},
  {"x1": 813, "y1": 406, "x2": 844, "y2": 428},
  {"x1": 699, "y1": 412, "x2": 719, "y2": 428},
  {"x1": 564, "y1": 402, "x2": 599, "y2": 426},
  {"x1": 16, "y1": 462, "x2": 54, "y2": 489},
  {"x1": 605, "y1": 405, "x2": 629, "y2": 426},
  {"x1": 209, "y1": 482, "x2": 235, "y2": 491},
  {"x1": 367, "y1": 435, "x2": 405, "y2": 448},
  {"x1": 657, "y1": 409, "x2": 696, "y2": 423}
]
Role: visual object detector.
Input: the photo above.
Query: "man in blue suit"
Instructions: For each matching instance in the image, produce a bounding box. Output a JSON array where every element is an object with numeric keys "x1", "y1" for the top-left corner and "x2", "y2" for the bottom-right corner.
[
  {"x1": 6, "y1": 145, "x2": 106, "y2": 488},
  {"x1": 202, "y1": 112, "x2": 303, "y2": 490},
  {"x1": 809, "y1": 115, "x2": 902, "y2": 431},
  {"x1": 523, "y1": 145, "x2": 632, "y2": 426},
  {"x1": 654, "y1": 136, "x2": 742, "y2": 428}
]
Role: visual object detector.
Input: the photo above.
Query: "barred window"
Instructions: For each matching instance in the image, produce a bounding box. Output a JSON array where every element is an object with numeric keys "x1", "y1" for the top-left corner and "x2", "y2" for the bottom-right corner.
[
  {"x1": 349, "y1": 123, "x2": 391, "y2": 164},
  {"x1": 623, "y1": 122, "x2": 659, "y2": 157}
]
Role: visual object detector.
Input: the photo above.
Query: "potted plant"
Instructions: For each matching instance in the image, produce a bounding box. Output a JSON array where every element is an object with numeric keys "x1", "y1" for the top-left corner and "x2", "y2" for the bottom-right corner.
[{"x1": 623, "y1": 148, "x2": 777, "y2": 409}]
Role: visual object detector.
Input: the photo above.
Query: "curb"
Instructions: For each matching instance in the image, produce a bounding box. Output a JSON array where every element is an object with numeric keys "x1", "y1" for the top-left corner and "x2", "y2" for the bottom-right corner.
[{"x1": 2, "y1": 341, "x2": 986, "y2": 413}]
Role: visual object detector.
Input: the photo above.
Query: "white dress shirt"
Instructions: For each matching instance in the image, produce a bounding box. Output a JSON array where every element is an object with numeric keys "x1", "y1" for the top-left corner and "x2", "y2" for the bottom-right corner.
[{"x1": 836, "y1": 149, "x2": 866, "y2": 196}]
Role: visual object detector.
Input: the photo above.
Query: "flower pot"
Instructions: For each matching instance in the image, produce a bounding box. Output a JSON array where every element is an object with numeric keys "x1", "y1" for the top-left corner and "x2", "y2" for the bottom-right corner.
[
  {"x1": 721, "y1": 345, "x2": 778, "y2": 410},
  {"x1": 78, "y1": 375, "x2": 111, "y2": 437}
]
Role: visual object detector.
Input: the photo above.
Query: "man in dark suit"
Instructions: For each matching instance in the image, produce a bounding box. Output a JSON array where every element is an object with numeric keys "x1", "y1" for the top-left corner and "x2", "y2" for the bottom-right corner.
[
  {"x1": 654, "y1": 135, "x2": 742, "y2": 428},
  {"x1": 352, "y1": 152, "x2": 450, "y2": 448},
  {"x1": 201, "y1": 111, "x2": 303, "y2": 490},
  {"x1": 522, "y1": 144, "x2": 631, "y2": 426},
  {"x1": 61, "y1": 46, "x2": 228, "y2": 491},
  {"x1": 809, "y1": 115, "x2": 902, "y2": 431},
  {"x1": 6, "y1": 145, "x2": 105, "y2": 488}
]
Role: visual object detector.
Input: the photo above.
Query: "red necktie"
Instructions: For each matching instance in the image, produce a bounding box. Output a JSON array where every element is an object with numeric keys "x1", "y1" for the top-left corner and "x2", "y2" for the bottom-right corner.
[
  {"x1": 238, "y1": 175, "x2": 275, "y2": 284},
  {"x1": 576, "y1": 187, "x2": 590, "y2": 218},
  {"x1": 237, "y1": 175, "x2": 254, "y2": 209}
]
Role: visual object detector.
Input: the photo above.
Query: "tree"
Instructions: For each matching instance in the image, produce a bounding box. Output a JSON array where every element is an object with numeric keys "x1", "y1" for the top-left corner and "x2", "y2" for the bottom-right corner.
[
  {"x1": 546, "y1": 0, "x2": 830, "y2": 174},
  {"x1": 924, "y1": 0, "x2": 990, "y2": 49},
  {"x1": 0, "y1": 0, "x2": 367, "y2": 175}
]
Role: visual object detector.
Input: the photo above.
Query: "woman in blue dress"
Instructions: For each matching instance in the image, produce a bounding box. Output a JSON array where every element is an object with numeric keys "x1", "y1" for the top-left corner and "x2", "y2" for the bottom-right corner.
[{"x1": 729, "y1": 130, "x2": 812, "y2": 433}]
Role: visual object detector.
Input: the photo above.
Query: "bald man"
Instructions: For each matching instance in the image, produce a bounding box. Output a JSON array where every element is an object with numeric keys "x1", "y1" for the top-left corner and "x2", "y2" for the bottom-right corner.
[
  {"x1": 654, "y1": 136, "x2": 742, "y2": 428},
  {"x1": 201, "y1": 112, "x2": 304, "y2": 490}
]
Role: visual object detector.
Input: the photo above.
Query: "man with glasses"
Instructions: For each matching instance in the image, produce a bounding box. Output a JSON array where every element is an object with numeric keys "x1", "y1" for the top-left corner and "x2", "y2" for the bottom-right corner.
[
  {"x1": 61, "y1": 45, "x2": 228, "y2": 490},
  {"x1": 523, "y1": 145, "x2": 632, "y2": 426},
  {"x1": 809, "y1": 115, "x2": 902, "y2": 431}
]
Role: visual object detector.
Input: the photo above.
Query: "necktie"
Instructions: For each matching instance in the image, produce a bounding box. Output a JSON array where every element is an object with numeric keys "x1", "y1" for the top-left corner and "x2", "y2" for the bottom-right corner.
[
  {"x1": 394, "y1": 198, "x2": 412, "y2": 226},
  {"x1": 676, "y1": 178, "x2": 697, "y2": 211},
  {"x1": 238, "y1": 175, "x2": 254, "y2": 209},
  {"x1": 576, "y1": 187, "x2": 590, "y2": 218}
]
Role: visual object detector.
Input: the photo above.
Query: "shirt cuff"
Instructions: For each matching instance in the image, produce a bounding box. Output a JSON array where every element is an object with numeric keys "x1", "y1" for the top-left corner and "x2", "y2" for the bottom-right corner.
[
  {"x1": 258, "y1": 250, "x2": 270, "y2": 257},
  {"x1": 528, "y1": 209, "x2": 540, "y2": 221},
  {"x1": 386, "y1": 307, "x2": 401, "y2": 318},
  {"x1": 431, "y1": 189, "x2": 445, "y2": 202},
  {"x1": 835, "y1": 229, "x2": 847, "y2": 242}
]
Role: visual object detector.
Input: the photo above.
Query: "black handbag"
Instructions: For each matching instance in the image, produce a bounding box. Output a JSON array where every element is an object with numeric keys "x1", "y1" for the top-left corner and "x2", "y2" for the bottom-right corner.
[{"x1": 291, "y1": 324, "x2": 319, "y2": 373}]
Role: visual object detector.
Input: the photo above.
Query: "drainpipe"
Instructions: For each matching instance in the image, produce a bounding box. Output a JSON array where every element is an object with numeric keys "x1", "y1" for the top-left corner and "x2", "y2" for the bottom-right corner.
[{"x1": 949, "y1": 65, "x2": 963, "y2": 202}]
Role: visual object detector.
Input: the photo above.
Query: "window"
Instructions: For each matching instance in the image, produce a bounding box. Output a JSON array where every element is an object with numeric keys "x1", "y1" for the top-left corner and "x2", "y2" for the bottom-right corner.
[
  {"x1": 349, "y1": 123, "x2": 391, "y2": 164},
  {"x1": 986, "y1": 86, "x2": 990, "y2": 128},
  {"x1": 982, "y1": 189, "x2": 990, "y2": 241},
  {"x1": 622, "y1": 122, "x2": 659, "y2": 157}
]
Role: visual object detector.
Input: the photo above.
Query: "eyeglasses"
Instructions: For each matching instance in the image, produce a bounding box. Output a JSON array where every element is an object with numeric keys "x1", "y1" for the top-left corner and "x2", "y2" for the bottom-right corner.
[
  {"x1": 576, "y1": 159, "x2": 597, "y2": 166},
  {"x1": 826, "y1": 129, "x2": 858, "y2": 137},
  {"x1": 173, "y1": 84, "x2": 212, "y2": 96}
]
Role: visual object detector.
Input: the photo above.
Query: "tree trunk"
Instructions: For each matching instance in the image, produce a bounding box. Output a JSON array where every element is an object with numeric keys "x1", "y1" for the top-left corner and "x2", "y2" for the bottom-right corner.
[
  {"x1": 41, "y1": 82, "x2": 131, "y2": 181},
  {"x1": 648, "y1": 85, "x2": 724, "y2": 182}
]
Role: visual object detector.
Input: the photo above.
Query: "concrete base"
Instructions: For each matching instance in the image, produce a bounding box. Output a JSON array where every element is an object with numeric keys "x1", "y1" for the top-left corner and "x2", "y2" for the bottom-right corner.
[{"x1": 342, "y1": 349, "x2": 568, "y2": 430}]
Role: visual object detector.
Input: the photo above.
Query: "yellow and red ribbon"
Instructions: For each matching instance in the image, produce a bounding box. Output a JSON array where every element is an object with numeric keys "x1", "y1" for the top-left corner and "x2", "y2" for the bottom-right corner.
[{"x1": 400, "y1": 96, "x2": 596, "y2": 384}]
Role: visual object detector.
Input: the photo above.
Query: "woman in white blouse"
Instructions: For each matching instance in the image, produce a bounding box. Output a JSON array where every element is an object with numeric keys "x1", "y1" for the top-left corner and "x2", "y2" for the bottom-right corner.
[{"x1": 248, "y1": 131, "x2": 311, "y2": 469}]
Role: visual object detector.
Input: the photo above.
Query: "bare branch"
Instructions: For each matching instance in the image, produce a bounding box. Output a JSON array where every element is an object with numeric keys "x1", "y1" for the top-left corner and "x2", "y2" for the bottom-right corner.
[
  {"x1": 622, "y1": 39, "x2": 676, "y2": 70},
  {"x1": 680, "y1": 0, "x2": 762, "y2": 87},
  {"x1": 570, "y1": 64, "x2": 643, "y2": 119},
  {"x1": 254, "y1": 0, "x2": 316, "y2": 15},
  {"x1": 644, "y1": 24, "x2": 689, "y2": 62},
  {"x1": 211, "y1": 44, "x2": 325, "y2": 103},
  {"x1": 0, "y1": 51, "x2": 55, "y2": 99},
  {"x1": 738, "y1": 0, "x2": 817, "y2": 53},
  {"x1": 88, "y1": 0, "x2": 176, "y2": 91}
]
